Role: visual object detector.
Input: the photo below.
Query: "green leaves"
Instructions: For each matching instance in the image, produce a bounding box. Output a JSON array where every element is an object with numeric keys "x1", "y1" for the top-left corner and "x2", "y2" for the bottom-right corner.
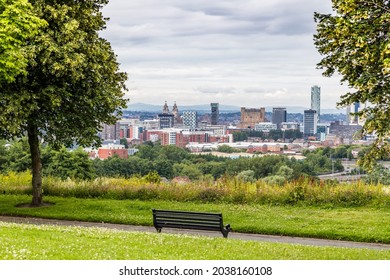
[
  {"x1": 0, "y1": 0, "x2": 127, "y2": 204},
  {"x1": 0, "y1": 0, "x2": 47, "y2": 82},
  {"x1": 1, "y1": 0, "x2": 128, "y2": 147},
  {"x1": 314, "y1": 0, "x2": 390, "y2": 171}
]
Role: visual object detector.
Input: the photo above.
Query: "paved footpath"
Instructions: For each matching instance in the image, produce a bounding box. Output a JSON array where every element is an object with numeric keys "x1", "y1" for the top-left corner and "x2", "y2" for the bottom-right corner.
[{"x1": 1, "y1": 215, "x2": 390, "y2": 251}]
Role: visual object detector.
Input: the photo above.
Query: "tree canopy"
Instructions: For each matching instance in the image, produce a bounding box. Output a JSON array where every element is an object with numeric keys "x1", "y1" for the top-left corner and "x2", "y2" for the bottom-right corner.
[
  {"x1": 0, "y1": 0, "x2": 127, "y2": 205},
  {"x1": 314, "y1": 0, "x2": 390, "y2": 170},
  {"x1": 0, "y1": 0, "x2": 46, "y2": 82}
]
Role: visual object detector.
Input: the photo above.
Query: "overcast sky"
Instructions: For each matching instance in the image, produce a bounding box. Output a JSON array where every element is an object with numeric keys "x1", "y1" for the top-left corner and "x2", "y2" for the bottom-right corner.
[{"x1": 101, "y1": 0, "x2": 348, "y2": 109}]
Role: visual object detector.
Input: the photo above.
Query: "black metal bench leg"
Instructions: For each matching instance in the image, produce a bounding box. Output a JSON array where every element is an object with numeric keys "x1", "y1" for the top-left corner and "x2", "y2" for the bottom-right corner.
[{"x1": 222, "y1": 230, "x2": 228, "y2": 238}]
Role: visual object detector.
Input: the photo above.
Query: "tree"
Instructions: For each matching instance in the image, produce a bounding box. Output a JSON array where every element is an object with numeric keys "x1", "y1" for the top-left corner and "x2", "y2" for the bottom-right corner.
[
  {"x1": 232, "y1": 131, "x2": 248, "y2": 142},
  {"x1": 364, "y1": 164, "x2": 390, "y2": 185},
  {"x1": 276, "y1": 165, "x2": 294, "y2": 181},
  {"x1": 179, "y1": 164, "x2": 202, "y2": 181},
  {"x1": 136, "y1": 143, "x2": 161, "y2": 160},
  {"x1": 0, "y1": 0, "x2": 127, "y2": 206},
  {"x1": 3, "y1": 138, "x2": 31, "y2": 173},
  {"x1": 152, "y1": 159, "x2": 174, "y2": 179},
  {"x1": 314, "y1": 0, "x2": 390, "y2": 171},
  {"x1": 236, "y1": 170, "x2": 256, "y2": 183},
  {"x1": 268, "y1": 130, "x2": 283, "y2": 141},
  {"x1": 157, "y1": 145, "x2": 190, "y2": 163},
  {"x1": 0, "y1": 140, "x2": 7, "y2": 172},
  {"x1": 120, "y1": 138, "x2": 129, "y2": 149},
  {"x1": 0, "y1": 0, "x2": 46, "y2": 82},
  {"x1": 45, "y1": 147, "x2": 95, "y2": 180},
  {"x1": 217, "y1": 144, "x2": 239, "y2": 153}
]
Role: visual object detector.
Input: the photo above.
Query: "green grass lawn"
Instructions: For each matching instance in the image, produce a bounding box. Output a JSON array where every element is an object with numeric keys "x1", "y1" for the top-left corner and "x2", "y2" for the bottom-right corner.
[
  {"x1": 1, "y1": 222, "x2": 389, "y2": 260},
  {"x1": 1, "y1": 194, "x2": 390, "y2": 244}
]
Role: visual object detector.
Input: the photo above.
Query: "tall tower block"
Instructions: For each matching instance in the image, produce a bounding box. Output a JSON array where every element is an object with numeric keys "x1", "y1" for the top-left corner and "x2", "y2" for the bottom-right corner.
[
  {"x1": 210, "y1": 103, "x2": 219, "y2": 125},
  {"x1": 311, "y1": 85, "x2": 321, "y2": 123}
]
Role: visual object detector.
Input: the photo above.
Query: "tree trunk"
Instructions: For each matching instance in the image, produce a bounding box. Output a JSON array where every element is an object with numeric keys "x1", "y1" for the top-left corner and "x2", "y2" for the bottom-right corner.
[{"x1": 27, "y1": 123, "x2": 43, "y2": 206}]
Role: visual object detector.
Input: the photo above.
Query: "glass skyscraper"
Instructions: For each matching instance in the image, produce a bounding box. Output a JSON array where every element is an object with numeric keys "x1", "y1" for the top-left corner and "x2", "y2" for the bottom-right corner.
[
  {"x1": 272, "y1": 107, "x2": 287, "y2": 130},
  {"x1": 311, "y1": 85, "x2": 321, "y2": 122},
  {"x1": 304, "y1": 109, "x2": 318, "y2": 137}
]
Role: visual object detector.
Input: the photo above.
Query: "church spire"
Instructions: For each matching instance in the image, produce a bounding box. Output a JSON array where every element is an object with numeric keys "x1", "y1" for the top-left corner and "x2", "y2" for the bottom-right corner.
[
  {"x1": 172, "y1": 101, "x2": 182, "y2": 125},
  {"x1": 172, "y1": 101, "x2": 178, "y2": 113},
  {"x1": 162, "y1": 101, "x2": 169, "y2": 114}
]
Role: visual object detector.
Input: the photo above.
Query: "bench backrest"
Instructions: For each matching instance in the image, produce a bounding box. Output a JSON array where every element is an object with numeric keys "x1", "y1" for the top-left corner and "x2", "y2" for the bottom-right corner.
[{"x1": 153, "y1": 209, "x2": 224, "y2": 232}]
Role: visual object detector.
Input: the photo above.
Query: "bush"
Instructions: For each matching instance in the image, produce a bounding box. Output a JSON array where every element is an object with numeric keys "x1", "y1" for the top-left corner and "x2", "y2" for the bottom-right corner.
[
  {"x1": 0, "y1": 171, "x2": 32, "y2": 194},
  {"x1": 143, "y1": 171, "x2": 161, "y2": 184},
  {"x1": 286, "y1": 185, "x2": 305, "y2": 204},
  {"x1": 236, "y1": 170, "x2": 256, "y2": 183},
  {"x1": 196, "y1": 188, "x2": 223, "y2": 202},
  {"x1": 262, "y1": 175, "x2": 286, "y2": 186}
]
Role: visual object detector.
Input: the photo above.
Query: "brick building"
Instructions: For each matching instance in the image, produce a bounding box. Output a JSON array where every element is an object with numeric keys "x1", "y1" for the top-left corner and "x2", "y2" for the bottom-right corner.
[
  {"x1": 239, "y1": 107, "x2": 266, "y2": 129},
  {"x1": 97, "y1": 144, "x2": 128, "y2": 159}
]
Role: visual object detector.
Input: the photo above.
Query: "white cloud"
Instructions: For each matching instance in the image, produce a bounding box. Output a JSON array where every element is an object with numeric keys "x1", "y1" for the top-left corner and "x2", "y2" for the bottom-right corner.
[{"x1": 102, "y1": 0, "x2": 347, "y2": 109}]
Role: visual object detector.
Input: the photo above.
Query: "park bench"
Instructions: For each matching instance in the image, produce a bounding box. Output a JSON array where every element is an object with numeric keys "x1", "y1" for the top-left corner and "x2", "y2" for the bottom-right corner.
[{"x1": 152, "y1": 209, "x2": 232, "y2": 238}]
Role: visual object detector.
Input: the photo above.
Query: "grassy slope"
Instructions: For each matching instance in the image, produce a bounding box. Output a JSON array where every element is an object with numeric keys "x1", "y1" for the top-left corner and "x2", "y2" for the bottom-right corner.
[
  {"x1": 1, "y1": 222, "x2": 389, "y2": 260},
  {"x1": 1, "y1": 194, "x2": 389, "y2": 243}
]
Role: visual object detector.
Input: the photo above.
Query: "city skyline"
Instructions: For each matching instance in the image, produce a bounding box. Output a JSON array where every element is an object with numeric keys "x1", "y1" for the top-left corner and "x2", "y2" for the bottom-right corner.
[{"x1": 101, "y1": 0, "x2": 350, "y2": 109}]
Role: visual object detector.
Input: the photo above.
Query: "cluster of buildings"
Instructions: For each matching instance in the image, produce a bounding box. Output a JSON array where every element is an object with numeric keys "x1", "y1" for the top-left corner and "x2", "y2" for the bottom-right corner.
[
  {"x1": 91, "y1": 85, "x2": 371, "y2": 159},
  {"x1": 304, "y1": 85, "x2": 366, "y2": 144},
  {"x1": 97, "y1": 101, "x2": 231, "y2": 159}
]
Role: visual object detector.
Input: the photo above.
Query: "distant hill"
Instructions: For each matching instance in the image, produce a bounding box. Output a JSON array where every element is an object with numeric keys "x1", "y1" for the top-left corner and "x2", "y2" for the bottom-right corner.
[
  {"x1": 126, "y1": 103, "x2": 343, "y2": 114},
  {"x1": 125, "y1": 103, "x2": 241, "y2": 113}
]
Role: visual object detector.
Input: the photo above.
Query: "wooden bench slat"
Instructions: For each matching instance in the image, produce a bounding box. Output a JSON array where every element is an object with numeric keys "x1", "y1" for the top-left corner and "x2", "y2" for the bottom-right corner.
[
  {"x1": 153, "y1": 209, "x2": 220, "y2": 215},
  {"x1": 155, "y1": 221, "x2": 222, "y2": 228},
  {"x1": 152, "y1": 209, "x2": 232, "y2": 238},
  {"x1": 156, "y1": 219, "x2": 221, "y2": 223},
  {"x1": 154, "y1": 215, "x2": 222, "y2": 222},
  {"x1": 155, "y1": 224, "x2": 223, "y2": 231}
]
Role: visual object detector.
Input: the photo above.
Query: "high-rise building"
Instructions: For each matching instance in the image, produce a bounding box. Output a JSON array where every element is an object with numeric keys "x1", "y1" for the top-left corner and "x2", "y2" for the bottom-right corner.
[
  {"x1": 101, "y1": 123, "x2": 120, "y2": 140},
  {"x1": 210, "y1": 103, "x2": 219, "y2": 125},
  {"x1": 352, "y1": 102, "x2": 360, "y2": 124},
  {"x1": 239, "y1": 107, "x2": 266, "y2": 129},
  {"x1": 304, "y1": 109, "x2": 318, "y2": 137},
  {"x1": 311, "y1": 85, "x2": 321, "y2": 122},
  {"x1": 272, "y1": 107, "x2": 287, "y2": 129},
  {"x1": 182, "y1": 111, "x2": 198, "y2": 129},
  {"x1": 346, "y1": 105, "x2": 351, "y2": 124},
  {"x1": 158, "y1": 114, "x2": 174, "y2": 129}
]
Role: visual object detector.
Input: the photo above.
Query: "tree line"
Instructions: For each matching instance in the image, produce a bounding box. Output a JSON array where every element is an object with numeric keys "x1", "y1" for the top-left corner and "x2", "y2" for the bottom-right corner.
[{"x1": 0, "y1": 139, "x2": 345, "y2": 183}]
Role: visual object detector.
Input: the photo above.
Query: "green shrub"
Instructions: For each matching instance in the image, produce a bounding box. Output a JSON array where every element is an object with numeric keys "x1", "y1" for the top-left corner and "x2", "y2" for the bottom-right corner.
[
  {"x1": 143, "y1": 171, "x2": 161, "y2": 184},
  {"x1": 236, "y1": 170, "x2": 256, "y2": 183},
  {"x1": 286, "y1": 185, "x2": 305, "y2": 204},
  {"x1": 262, "y1": 175, "x2": 286, "y2": 186},
  {"x1": 196, "y1": 188, "x2": 223, "y2": 202},
  {"x1": 0, "y1": 171, "x2": 31, "y2": 194}
]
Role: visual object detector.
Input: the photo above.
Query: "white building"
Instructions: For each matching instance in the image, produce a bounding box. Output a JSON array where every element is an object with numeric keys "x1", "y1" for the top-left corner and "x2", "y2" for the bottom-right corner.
[
  {"x1": 280, "y1": 122, "x2": 300, "y2": 131},
  {"x1": 254, "y1": 122, "x2": 277, "y2": 132},
  {"x1": 142, "y1": 119, "x2": 160, "y2": 130}
]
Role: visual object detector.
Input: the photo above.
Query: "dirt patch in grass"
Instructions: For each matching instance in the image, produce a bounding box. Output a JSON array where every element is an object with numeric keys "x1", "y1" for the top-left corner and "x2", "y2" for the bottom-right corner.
[{"x1": 16, "y1": 202, "x2": 55, "y2": 208}]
